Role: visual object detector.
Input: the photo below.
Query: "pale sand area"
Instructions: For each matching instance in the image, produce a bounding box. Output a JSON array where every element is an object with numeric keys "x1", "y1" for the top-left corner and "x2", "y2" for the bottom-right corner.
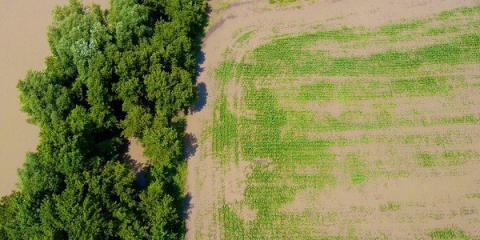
[{"x1": 0, "y1": 0, "x2": 108, "y2": 196}]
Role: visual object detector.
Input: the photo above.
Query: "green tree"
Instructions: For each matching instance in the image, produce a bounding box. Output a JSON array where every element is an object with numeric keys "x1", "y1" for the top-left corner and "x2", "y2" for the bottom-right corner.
[{"x1": 1, "y1": 0, "x2": 207, "y2": 238}]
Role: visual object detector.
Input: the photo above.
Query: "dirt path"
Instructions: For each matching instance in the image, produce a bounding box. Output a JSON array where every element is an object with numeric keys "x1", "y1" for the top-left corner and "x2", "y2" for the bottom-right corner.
[
  {"x1": 0, "y1": 0, "x2": 108, "y2": 196},
  {"x1": 184, "y1": 0, "x2": 479, "y2": 239}
]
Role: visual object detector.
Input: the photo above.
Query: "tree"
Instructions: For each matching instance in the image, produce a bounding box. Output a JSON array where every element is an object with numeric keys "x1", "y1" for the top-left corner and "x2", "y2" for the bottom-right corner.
[{"x1": 1, "y1": 0, "x2": 207, "y2": 238}]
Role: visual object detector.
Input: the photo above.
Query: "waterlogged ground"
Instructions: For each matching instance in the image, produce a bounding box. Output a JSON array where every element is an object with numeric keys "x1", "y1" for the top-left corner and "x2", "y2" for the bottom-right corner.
[{"x1": 210, "y1": 6, "x2": 480, "y2": 239}]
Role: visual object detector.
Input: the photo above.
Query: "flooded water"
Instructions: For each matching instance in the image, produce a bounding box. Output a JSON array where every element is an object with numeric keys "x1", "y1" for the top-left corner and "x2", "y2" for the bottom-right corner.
[{"x1": 0, "y1": 0, "x2": 108, "y2": 196}]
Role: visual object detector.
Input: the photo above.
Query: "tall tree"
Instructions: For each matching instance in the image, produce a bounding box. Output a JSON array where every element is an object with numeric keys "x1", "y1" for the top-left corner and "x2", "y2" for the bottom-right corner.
[{"x1": 1, "y1": 0, "x2": 206, "y2": 238}]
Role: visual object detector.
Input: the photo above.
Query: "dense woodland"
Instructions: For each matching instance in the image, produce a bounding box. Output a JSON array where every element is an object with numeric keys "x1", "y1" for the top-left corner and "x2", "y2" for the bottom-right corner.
[{"x1": 0, "y1": 0, "x2": 206, "y2": 238}]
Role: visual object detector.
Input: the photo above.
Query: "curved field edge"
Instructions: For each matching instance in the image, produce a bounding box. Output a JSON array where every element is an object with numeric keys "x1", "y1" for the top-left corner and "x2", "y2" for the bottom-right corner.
[{"x1": 210, "y1": 6, "x2": 480, "y2": 239}]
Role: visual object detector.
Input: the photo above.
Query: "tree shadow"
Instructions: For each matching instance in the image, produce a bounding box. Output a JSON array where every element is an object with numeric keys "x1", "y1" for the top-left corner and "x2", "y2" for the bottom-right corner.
[
  {"x1": 192, "y1": 82, "x2": 207, "y2": 112},
  {"x1": 196, "y1": 50, "x2": 205, "y2": 75},
  {"x1": 191, "y1": 49, "x2": 208, "y2": 113},
  {"x1": 183, "y1": 133, "x2": 198, "y2": 159},
  {"x1": 182, "y1": 192, "x2": 192, "y2": 220},
  {"x1": 121, "y1": 153, "x2": 148, "y2": 188}
]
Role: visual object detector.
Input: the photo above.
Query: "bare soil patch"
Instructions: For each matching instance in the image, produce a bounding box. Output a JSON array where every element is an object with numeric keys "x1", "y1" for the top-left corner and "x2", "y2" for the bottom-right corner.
[
  {"x1": 283, "y1": 167, "x2": 480, "y2": 238},
  {"x1": 224, "y1": 160, "x2": 251, "y2": 204},
  {"x1": 127, "y1": 138, "x2": 148, "y2": 168}
]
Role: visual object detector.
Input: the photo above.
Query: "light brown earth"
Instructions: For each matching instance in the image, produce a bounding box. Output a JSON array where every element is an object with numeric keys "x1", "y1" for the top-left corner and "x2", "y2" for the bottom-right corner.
[
  {"x1": 185, "y1": 0, "x2": 480, "y2": 239},
  {"x1": 0, "y1": 0, "x2": 108, "y2": 196},
  {"x1": 282, "y1": 168, "x2": 480, "y2": 238}
]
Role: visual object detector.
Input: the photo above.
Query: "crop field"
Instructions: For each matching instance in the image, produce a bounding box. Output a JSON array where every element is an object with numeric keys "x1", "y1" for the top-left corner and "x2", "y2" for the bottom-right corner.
[{"x1": 209, "y1": 6, "x2": 480, "y2": 239}]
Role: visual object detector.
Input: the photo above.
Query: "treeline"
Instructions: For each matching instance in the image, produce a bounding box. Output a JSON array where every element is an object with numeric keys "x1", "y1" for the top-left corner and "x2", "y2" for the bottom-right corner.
[{"x1": 0, "y1": 0, "x2": 206, "y2": 239}]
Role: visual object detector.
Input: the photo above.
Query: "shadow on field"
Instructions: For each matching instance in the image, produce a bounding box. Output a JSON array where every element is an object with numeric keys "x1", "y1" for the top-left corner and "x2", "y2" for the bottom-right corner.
[
  {"x1": 183, "y1": 133, "x2": 198, "y2": 159},
  {"x1": 182, "y1": 193, "x2": 193, "y2": 219},
  {"x1": 192, "y1": 50, "x2": 208, "y2": 113},
  {"x1": 196, "y1": 50, "x2": 205, "y2": 74},
  {"x1": 192, "y1": 82, "x2": 208, "y2": 112}
]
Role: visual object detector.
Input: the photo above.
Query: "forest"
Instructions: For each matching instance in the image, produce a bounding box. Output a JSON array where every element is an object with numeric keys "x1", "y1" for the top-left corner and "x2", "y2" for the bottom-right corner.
[{"x1": 0, "y1": 0, "x2": 206, "y2": 239}]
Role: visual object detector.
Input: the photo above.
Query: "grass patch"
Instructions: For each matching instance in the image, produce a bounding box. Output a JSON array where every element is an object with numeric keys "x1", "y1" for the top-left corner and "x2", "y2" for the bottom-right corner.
[
  {"x1": 346, "y1": 154, "x2": 368, "y2": 184},
  {"x1": 216, "y1": 60, "x2": 237, "y2": 84},
  {"x1": 437, "y1": 6, "x2": 480, "y2": 21},
  {"x1": 218, "y1": 204, "x2": 247, "y2": 239},
  {"x1": 237, "y1": 30, "x2": 255, "y2": 44},
  {"x1": 430, "y1": 228, "x2": 471, "y2": 240},
  {"x1": 379, "y1": 202, "x2": 401, "y2": 212},
  {"x1": 269, "y1": 0, "x2": 297, "y2": 4},
  {"x1": 297, "y1": 76, "x2": 455, "y2": 102},
  {"x1": 380, "y1": 20, "x2": 425, "y2": 35},
  {"x1": 427, "y1": 26, "x2": 460, "y2": 36},
  {"x1": 212, "y1": 96, "x2": 239, "y2": 163},
  {"x1": 417, "y1": 151, "x2": 478, "y2": 168},
  {"x1": 417, "y1": 152, "x2": 436, "y2": 167},
  {"x1": 466, "y1": 193, "x2": 480, "y2": 199}
]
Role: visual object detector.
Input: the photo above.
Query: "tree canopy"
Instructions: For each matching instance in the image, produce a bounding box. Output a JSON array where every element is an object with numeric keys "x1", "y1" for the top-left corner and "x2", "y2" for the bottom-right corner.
[{"x1": 0, "y1": 0, "x2": 206, "y2": 239}]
